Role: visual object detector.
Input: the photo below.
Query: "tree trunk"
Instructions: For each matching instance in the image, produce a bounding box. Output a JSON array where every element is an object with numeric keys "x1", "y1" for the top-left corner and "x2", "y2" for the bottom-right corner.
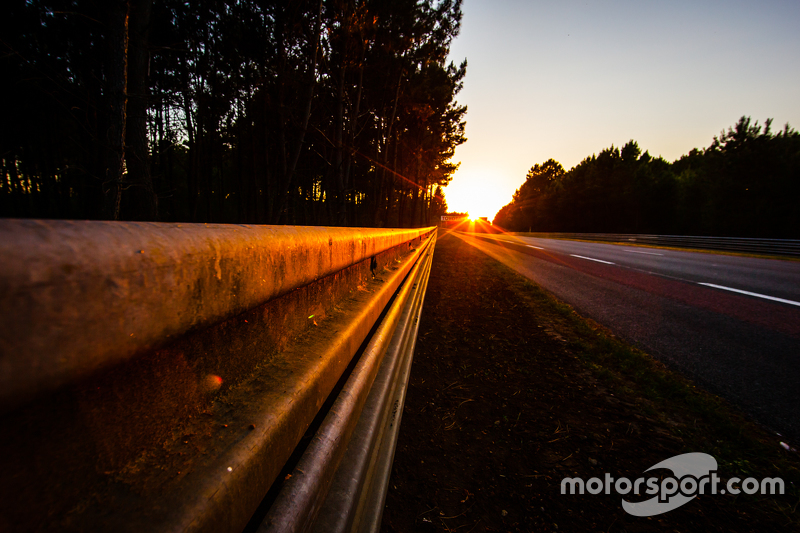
[
  {"x1": 103, "y1": 0, "x2": 129, "y2": 220},
  {"x1": 334, "y1": 60, "x2": 346, "y2": 225},
  {"x1": 373, "y1": 73, "x2": 402, "y2": 226},
  {"x1": 181, "y1": 68, "x2": 197, "y2": 221},
  {"x1": 278, "y1": 0, "x2": 323, "y2": 224},
  {"x1": 342, "y1": 54, "x2": 364, "y2": 226},
  {"x1": 124, "y1": 0, "x2": 157, "y2": 220}
]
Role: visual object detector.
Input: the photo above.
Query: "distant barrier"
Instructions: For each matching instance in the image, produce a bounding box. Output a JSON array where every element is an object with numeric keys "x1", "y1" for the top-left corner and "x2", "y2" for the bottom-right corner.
[
  {"x1": 513, "y1": 232, "x2": 800, "y2": 257},
  {"x1": 0, "y1": 219, "x2": 436, "y2": 533}
]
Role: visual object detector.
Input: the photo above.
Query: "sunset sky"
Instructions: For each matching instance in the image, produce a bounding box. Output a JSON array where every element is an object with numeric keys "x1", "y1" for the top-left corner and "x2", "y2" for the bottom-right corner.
[{"x1": 443, "y1": 0, "x2": 800, "y2": 219}]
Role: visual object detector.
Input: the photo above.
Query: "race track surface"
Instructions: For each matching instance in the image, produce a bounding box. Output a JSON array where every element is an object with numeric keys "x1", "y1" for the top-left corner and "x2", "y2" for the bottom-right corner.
[{"x1": 455, "y1": 232, "x2": 800, "y2": 442}]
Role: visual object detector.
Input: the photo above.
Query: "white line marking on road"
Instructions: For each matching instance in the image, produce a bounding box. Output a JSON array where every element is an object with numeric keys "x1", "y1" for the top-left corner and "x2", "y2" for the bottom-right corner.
[
  {"x1": 698, "y1": 283, "x2": 800, "y2": 307},
  {"x1": 624, "y1": 250, "x2": 663, "y2": 256},
  {"x1": 526, "y1": 244, "x2": 544, "y2": 249},
  {"x1": 570, "y1": 254, "x2": 615, "y2": 265}
]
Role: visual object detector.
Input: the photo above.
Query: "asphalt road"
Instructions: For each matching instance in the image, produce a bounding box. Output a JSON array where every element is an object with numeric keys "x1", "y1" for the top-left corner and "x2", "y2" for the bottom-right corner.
[{"x1": 454, "y1": 231, "x2": 800, "y2": 443}]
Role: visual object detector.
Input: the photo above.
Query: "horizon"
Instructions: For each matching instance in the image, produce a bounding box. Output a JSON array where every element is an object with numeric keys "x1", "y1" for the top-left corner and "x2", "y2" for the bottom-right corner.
[{"x1": 443, "y1": 0, "x2": 800, "y2": 220}]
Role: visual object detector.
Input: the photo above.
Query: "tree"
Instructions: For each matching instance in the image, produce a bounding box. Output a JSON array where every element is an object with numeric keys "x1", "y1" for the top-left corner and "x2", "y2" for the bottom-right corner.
[
  {"x1": 493, "y1": 117, "x2": 800, "y2": 237},
  {"x1": 1, "y1": 0, "x2": 466, "y2": 227}
]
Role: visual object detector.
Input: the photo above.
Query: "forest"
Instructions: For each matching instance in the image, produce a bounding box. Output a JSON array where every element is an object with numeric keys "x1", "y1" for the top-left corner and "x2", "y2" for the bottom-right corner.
[
  {"x1": 494, "y1": 116, "x2": 800, "y2": 238},
  {"x1": 0, "y1": 0, "x2": 465, "y2": 227}
]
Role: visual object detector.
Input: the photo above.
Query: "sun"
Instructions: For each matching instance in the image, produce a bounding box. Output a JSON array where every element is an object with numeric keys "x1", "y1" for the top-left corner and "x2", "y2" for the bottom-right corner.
[{"x1": 443, "y1": 169, "x2": 514, "y2": 221}]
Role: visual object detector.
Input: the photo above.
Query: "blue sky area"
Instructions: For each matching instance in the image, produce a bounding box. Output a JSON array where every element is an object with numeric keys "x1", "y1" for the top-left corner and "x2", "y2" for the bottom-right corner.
[{"x1": 444, "y1": 0, "x2": 800, "y2": 218}]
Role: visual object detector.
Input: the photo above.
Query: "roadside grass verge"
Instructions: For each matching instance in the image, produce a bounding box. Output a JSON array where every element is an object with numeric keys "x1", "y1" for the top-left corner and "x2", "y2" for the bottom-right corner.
[{"x1": 486, "y1": 254, "x2": 800, "y2": 525}]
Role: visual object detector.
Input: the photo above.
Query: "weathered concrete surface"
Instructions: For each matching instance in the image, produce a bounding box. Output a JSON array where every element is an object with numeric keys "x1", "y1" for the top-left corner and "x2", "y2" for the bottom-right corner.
[{"x1": 0, "y1": 219, "x2": 433, "y2": 410}]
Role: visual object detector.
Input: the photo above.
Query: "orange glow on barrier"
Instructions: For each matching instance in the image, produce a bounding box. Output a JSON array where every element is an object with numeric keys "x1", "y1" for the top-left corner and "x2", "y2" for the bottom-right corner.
[{"x1": 205, "y1": 374, "x2": 223, "y2": 392}]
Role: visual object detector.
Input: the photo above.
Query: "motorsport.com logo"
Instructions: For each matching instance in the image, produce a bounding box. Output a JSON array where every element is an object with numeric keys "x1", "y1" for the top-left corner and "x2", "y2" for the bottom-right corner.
[{"x1": 561, "y1": 453, "x2": 784, "y2": 517}]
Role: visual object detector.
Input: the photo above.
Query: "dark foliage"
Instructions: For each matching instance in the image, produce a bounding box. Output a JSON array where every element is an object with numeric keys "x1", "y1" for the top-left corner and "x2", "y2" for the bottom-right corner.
[
  {"x1": 494, "y1": 117, "x2": 800, "y2": 238},
  {"x1": 0, "y1": 0, "x2": 466, "y2": 227}
]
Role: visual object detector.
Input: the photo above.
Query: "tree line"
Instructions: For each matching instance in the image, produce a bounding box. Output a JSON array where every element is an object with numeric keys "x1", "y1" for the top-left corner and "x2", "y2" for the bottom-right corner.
[
  {"x1": 494, "y1": 117, "x2": 800, "y2": 238},
  {"x1": 0, "y1": 0, "x2": 465, "y2": 227}
]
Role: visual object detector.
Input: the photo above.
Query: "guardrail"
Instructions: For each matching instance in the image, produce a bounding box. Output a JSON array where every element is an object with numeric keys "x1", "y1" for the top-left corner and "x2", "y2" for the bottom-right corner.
[
  {"x1": 0, "y1": 219, "x2": 436, "y2": 533},
  {"x1": 512, "y1": 232, "x2": 800, "y2": 257}
]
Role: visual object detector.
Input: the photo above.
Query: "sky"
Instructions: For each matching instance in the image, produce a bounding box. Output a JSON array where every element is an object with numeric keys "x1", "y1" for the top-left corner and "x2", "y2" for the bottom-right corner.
[{"x1": 443, "y1": 0, "x2": 800, "y2": 220}]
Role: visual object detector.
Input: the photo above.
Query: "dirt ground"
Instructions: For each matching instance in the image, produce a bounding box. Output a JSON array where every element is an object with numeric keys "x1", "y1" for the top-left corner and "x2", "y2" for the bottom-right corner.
[{"x1": 380, "y1": 232, "x2": 798, "y2": 533}]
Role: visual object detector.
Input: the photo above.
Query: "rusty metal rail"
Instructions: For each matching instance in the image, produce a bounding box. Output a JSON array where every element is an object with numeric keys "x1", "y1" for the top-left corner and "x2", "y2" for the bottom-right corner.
[
  {"x1": 0, "y1": 219, "x2": 432, "y2": 411},
  {"x1": 0, "y1": 220, "x2": 436, "y2": 533}
]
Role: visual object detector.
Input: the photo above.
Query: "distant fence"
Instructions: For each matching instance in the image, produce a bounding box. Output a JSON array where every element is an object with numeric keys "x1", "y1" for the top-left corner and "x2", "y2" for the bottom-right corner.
[{"x1": 515, "y1": 233, "x2": 800, "y2": 257}]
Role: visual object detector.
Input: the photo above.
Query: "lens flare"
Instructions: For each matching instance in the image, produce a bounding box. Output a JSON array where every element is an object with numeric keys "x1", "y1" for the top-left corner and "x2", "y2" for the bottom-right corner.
[{"x1": 204, "y1": 374, "x2": 223, "y2": 392}]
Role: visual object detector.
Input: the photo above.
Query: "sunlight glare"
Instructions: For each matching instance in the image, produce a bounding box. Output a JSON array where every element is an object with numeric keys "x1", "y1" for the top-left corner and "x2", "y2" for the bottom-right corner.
[{"x1": 443, "y1": 168, "x2": 516, "y2": 220}]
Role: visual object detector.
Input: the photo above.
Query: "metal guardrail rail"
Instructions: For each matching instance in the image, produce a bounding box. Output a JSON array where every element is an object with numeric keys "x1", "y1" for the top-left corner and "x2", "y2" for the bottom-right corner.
[
  {"x1": 0, "y1": 219, "x2": 432, "y2": 411},
  {"x1": 262, "y1": 233, "x2": 434, "y2": 533},
  {"x1": 513, "y1": 232, "x2": 800, "y2": 257},
  {"x1": 0, "y1": 219, "x2": 436, "y2": 533}
]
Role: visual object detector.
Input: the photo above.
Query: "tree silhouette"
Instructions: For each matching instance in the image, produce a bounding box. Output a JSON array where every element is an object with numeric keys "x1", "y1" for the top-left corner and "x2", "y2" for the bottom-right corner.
[
  {"x1": 494, "y1": 117, "x2": 799, "y2": 238},
  {"x1": 0, "y1": 0, "x2": 467, "y2": 227}
]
